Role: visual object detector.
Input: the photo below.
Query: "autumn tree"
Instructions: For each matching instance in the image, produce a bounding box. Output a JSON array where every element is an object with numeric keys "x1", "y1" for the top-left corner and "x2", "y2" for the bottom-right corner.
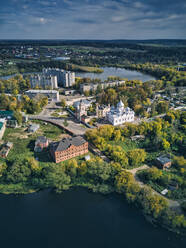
[
  {"x1": 127, "y1": 149, "x2": 146, "y2": 167},
  {"x1": 115, "y1": 170, "x2": 134, "y2": 193}
]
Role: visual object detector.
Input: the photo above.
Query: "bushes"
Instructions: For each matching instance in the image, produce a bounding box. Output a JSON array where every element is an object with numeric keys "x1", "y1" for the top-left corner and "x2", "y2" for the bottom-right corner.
[
  {"x1": 127, "y1": 149, "x2": 146, "y2": 167},
  {"x1": 181, "y1": 202, "x2": 186, "y2": 213}
]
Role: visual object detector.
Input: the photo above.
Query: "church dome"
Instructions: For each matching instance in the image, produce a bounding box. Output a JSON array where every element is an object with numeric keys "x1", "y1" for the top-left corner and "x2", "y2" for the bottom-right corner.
[{"x1": 117, "y1": 100, "x2": 124, "y2": 108}]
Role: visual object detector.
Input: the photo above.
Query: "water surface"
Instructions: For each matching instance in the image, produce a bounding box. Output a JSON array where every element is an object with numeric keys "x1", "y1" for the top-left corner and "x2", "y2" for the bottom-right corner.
[
  {"x1": 0, "y1": 188, "x2": 185, "y2": 248},
  {"x1": 77, "y1": 67, "x2": 156, "y2": 82},
  {"x1": 0, "y1": 67, "x2": 155, "y2": 82}
]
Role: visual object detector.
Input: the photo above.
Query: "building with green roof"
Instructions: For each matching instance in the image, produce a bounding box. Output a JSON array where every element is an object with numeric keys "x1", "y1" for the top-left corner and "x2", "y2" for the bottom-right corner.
[
  {"x1": 0, "y1": 110, "x2": 18, "y2": 128},
  {"x1": 0, "y1": 110, "x2": 13, "y2": 118}
]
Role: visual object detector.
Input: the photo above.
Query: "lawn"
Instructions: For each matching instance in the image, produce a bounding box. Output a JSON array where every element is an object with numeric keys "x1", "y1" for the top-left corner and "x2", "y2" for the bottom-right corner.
[
  {"x1": 0, "y1": 121, "x2": 64, "y2": 165},
  {"x1": 109, "y1": 138, "x2": 140, "y2": 151},
  {"x1": 31, "y1": 120, "x2": 64, "y2": 140}
]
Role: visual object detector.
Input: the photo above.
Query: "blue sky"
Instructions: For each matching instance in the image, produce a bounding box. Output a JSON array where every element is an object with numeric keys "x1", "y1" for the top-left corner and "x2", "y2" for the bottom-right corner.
[{"x1": 0, "y1": 0, "x2": 186, "y2": 39}]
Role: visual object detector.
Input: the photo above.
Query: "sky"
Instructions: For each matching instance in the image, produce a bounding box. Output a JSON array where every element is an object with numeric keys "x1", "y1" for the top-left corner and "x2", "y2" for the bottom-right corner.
[{"x1": 0, "y1": 0, "x2": 186, "y2": 39}]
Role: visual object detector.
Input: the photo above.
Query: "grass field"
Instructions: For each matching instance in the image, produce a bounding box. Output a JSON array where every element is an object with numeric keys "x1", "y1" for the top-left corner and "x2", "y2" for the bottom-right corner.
[
  {"x1": 109, "y1": 138, "x2": 139, "y2": 151},
  {"x1": 0, "y1": 121, "x2": 93, "y2": 167},
  {"x1": 0, "y1": 121, "x2": 64, "y2": 164}
]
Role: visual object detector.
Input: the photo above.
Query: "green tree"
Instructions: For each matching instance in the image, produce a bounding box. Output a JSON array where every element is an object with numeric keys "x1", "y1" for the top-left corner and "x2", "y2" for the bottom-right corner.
[
  {"x1": 113, "y1": 129, "x2": 121, "y2": 142},
  {"x1": 161, "y1": 138, "x2": 170, "y2": 151},
  {"x1": 13, "y1": 111, "x2": 23, "y2": 125},
  {"x1": 6, "y1": 160, "x2": 31, "y2": 183},
  {"x1": 147, "y1": 167, "x2": 163, "y2": 181},
  {"x1": 46, "y1": 165, "x2": 71, "y2": 192},
  {"x1": 61, "y1": 98, "x2": 66, "y2": 108},
  {"x1": 127, "y1": 149, "x2": 146, "y2": 167},
  {"x1": 156, "y1": 101, "x2": 168, "y2": 114},
  {"x1": 66, "y1": 159, "x2": 78, "y2": 177},
  {"x1": 0, "y1": 163, "x2": 7, "y2": 177},
  {"x1": 115, "y1": 170, "x2": 134, "y2": 193}
]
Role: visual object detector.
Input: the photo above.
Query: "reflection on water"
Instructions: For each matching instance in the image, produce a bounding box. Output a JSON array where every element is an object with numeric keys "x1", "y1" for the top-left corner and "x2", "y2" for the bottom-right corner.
[
  {"x1": 76, "y1": 67, "x2": 156, "y2": 82},
  {"x1": 0, "y1": 188, "x2": 185, "y2": 248},
  {"x1": 0, "y1": 67, "x2": 155, "y2": 82}
]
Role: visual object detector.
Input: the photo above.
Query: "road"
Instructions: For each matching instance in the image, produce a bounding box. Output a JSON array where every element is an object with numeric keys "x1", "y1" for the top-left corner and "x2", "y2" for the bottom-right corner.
[{"x1": 29, "y1": 101, "x2": 88, "y2": 136}]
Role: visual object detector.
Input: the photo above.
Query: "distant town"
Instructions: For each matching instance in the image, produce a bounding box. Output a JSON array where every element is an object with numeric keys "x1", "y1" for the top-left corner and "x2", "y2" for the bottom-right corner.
[{"x1": 0, "y1": 40, "x2": 186, "y2": 234}]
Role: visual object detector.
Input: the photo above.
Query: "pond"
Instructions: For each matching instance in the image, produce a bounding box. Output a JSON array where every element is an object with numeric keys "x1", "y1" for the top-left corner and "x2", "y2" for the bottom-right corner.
[
  {"x1": 76, "y1": 67, "x2": 156, "y2": 82},
  {"x1": 0, "y1": 188, "x2": 185, "y2": 248}
]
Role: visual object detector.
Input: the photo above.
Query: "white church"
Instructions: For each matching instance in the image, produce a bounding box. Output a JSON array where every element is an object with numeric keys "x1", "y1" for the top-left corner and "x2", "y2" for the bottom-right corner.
[{"x1": 107, "y1": 100, "x2": 135, "y2": 126}]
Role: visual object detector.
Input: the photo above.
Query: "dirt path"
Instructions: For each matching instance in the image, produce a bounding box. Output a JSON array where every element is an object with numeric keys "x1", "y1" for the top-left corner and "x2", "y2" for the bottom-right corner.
[{"x1": 126, "y1": 165, "x2": 181, "y2": 212}]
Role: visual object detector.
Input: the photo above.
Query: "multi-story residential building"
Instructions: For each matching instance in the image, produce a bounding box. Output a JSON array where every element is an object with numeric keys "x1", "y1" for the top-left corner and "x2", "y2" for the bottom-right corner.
[
  {"x1": 30, "y1": 74, "x2": 58, "y2": 89},
  {"x1": 50, "y1": 136, "x2": 88, "y2": 163},
  {"x1": 43, "y1": 68, "x2": 64, "y2": 85},
  {"x1": 107, "y1": 100, "x2": 135, "y2": 126},
  {"x1": 25, "y1": 90, "x2": 59, "y2": 101},
  {"x1": 62, "y1": 71, "x2": 75, "y2": 87},
  {"x1": 43, "y1": 68, "x2": 75, "y2": 88},
  {"x1": 80, "y1": 81, "x2": 125, "y2": 93}
]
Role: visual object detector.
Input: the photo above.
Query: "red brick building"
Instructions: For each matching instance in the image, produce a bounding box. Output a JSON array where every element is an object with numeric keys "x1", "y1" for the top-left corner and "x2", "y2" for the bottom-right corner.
[
  {"x1": 50, "y1": 136, "x2": 88, "y2": 163},
  {"x1": 34, "y1": 136, "x2": 49, "y2": 152}
]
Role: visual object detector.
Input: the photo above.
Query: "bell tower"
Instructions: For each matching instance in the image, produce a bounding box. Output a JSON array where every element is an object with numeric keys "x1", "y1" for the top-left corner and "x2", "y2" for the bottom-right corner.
[{"x1": 76, "y1": 100, "x2": 87, "y2": 121}]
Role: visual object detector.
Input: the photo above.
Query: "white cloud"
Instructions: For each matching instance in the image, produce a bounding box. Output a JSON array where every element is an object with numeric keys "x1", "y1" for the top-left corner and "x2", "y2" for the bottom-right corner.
[
  {"x1": 29, "y1": 17, "x2": 50, "y2": 25},
  {"x1": 111, "y1": 16, "x2": 126, "y2": 22}
]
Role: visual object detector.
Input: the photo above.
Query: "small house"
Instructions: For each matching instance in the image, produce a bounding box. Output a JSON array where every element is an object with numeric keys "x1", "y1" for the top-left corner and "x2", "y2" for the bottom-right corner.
[
  {"x1": 0, "y1": 142, "x2": 13, "y2": 158},
  {"x1": 168, "y1": 181, "x2": 179, "y2": 191},
  {"x1": 28, "y1": 123, "x2": 40, "y2": 133},
  {"x1": 156, "y1": 155, "x2": 171, "y2": 170},
  {"x1": 131, "y1": 135, "x2": 145, "y2": 141},
  {"x1": 34, "y1": 136, "x2": 49, "y2": 152}
]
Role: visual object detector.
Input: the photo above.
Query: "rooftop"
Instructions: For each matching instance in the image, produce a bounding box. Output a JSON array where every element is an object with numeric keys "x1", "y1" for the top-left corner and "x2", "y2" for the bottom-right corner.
[
  {"x1": 156, "y1": 155, "x2": 171, "y2": 165},
  {"x1": 36, "y1": 136, "x2": 48, "y2": 143},
  {"x1": 73, "y1": 99, "x2": 92, "y2": 108},
  {"x1": 25, "y1": 90, "x2": 58, "y2": 93},
  {"x1": 0, "y1": 110, "x2": 13, "y2": 117},
  {"x1": 51, "y1": 136, "x2": 87, "y2": 152},
  {"x1": 0, "y1": 122, "x2": 3, "y2": 131}
]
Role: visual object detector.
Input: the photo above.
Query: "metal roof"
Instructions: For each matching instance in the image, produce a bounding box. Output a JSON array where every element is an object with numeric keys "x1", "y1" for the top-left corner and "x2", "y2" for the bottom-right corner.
[
  {"x1": 157, "y1": 156, "x2": 171, "y2": 165},
  {"x1": 36, "y1": 136, "x2": 48, "y2": 143},
  {"x1": 51, "y1": 136, "x2": 87, "y2": 152}
]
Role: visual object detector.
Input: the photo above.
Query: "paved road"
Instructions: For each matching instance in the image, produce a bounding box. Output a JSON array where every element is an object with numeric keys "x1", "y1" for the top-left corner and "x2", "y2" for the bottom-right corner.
[
  {"x1": 29, "y1": 115, "x2": 88, "y2": 136},
  {"x1": 29, "y1": 101, "x2": 88, "y2": 136}
]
